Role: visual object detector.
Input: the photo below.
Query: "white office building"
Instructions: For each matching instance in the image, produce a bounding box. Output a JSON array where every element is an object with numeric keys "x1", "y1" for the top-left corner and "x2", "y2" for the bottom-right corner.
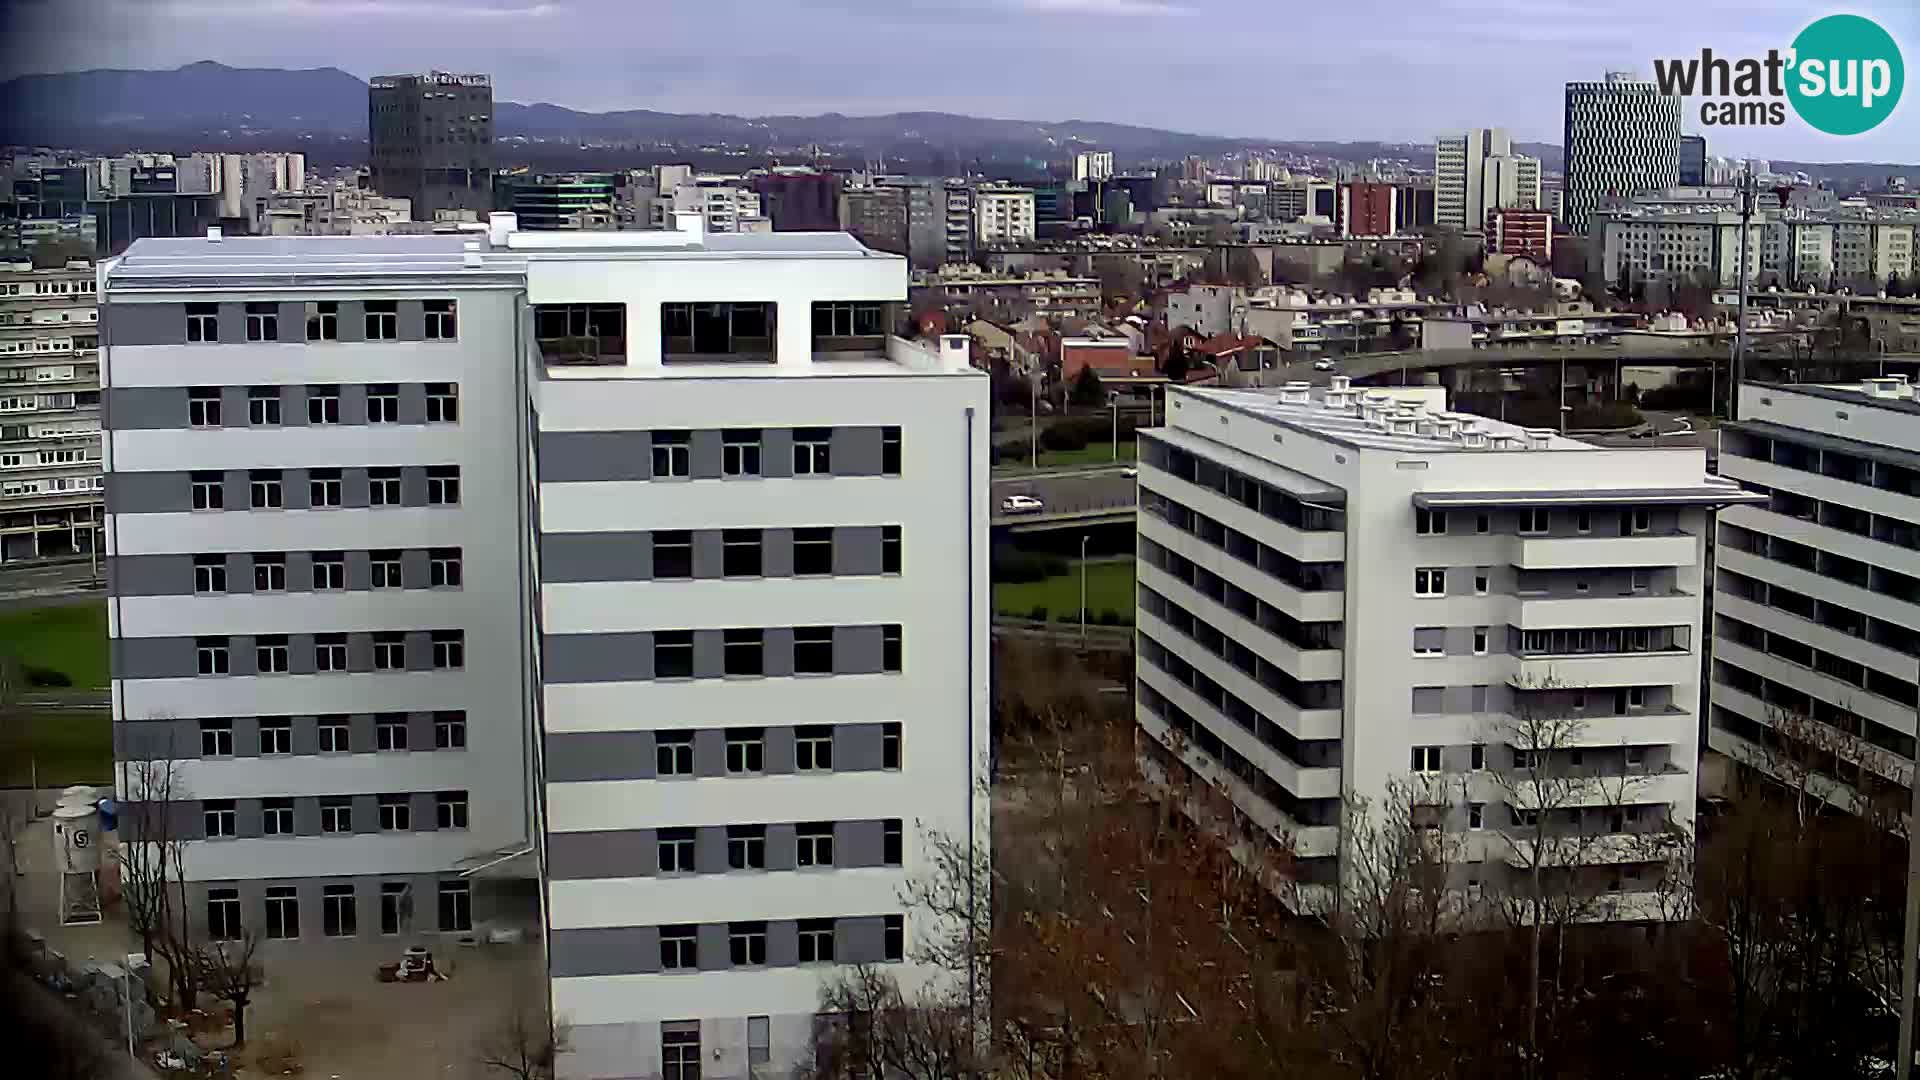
[
  {"x1": 1134, "y1": 379, "x2": 1758, "y2": 917},
  {"x1": 1074, "y1": 150, "x2": 1115, "y2": 184},
  {"x1": 101, "y1": 215, "x2": 989, "y2": 1080},
  {"x1": 1563, "y1": 73, "x2": 1681, "y2": 234},
  {"x1": 0, "y1": 258, "x2": 103, "y2": 562},
  {"x1": 974, "y1": 185, "x2": 1036, "y2": 245},
  {"x1": 1435, "y1": 128, "x2": 1541, "y2": 231},
  {"x1": 1710, "y1": 379, "x2": 1920, "y2": 813}
]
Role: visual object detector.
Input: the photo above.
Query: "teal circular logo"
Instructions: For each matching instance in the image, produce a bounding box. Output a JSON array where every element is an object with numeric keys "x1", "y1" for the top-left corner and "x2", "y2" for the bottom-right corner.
[{"x1": 1788, "y1": 15, "x2": 1904, "y2": 135}]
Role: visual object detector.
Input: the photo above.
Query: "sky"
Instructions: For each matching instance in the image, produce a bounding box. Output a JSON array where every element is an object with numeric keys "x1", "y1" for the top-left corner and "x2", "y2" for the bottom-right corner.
[{"x1": 5, "y1": 0, "x2": 1919, "y2": 162}]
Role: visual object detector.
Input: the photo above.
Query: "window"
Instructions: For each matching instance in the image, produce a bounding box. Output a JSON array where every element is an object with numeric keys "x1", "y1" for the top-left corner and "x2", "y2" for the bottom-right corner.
[
  {"x1": 796, "y1": 726, "x2": 833, "y2": 771},
  {"x1": 252, "y1": 553, "x2": 286, "y2": 592},
  {"x1": 1414, "y1": 568, "x2": 1446, "y2": 596},
  {"x1": 203, "y1": 800, "x2": 236, "y2": 838},
  {"x1": 307, "y1": 385, "x2": 340, "y2": 424},
  {"x1": 880, "y1": 425, "x2": 903, "y2": 475},
  {"x1": 883, "y1": 723, "x2": 901, "y2": 770},
  {"x1": 1413, "y1": 629, "x2": 1444, "y2": 657},
  {"x1": 794, "y1": 626, "x2": 834, "y2": 673},
  {"x1": 320, "y1": 798, "x2": 352, "y2": 833},
  {"x1": 794, "y1": 428, "x2": 832, "y2": 474},
  {"x1": 794, "y1": 528, "x2": 833, "y2": 575},
  {"x1": 259, "y1": 716, "x2": 292, "y2": 755},
  {"x1": 424, "y1": 300, "x2": 457, "y2": 340},
  {"x1": 654, "y1": 631, "x2": 694, "y2": 679},
  {"x1": 434, "y1": 711, "x2": 467, "y2": 750},
  {"x1": 207, "y1": 889, "x2": 242, "y2": 941},
  {"x1": 1473, "y1": 627, "x2": 1489, "y2": 655},
  {"x1": 367, "y1": 383, "x2": 400, "y2": 423},
  {"x1": 247, "y1": 387, "x2": 282, "y2": 426},
  {"x1": 378, "y1": 795, "x2": 411, "y2": 831},
  {"x1": 1512, "y1": 748, "x2": 1537, "y2": 771},
  {"x1": 372, "y1": 632, "x2": 406, "y2": 671},
  {"x1": 418, "y1": 383, "x2": 460, "y2": 427},
  {"x1": 379, "y1": 882, "x2": 407, "y2": 935},
  {"x1": 262, "y1": 798, "x2": 293, "y2": 836},
  {"x1": 1468, "y1": 803, "x2": 1485, "y2": 830},
  {"x1": 186, "y1": 303, "x2": 218, "y2": 342},
  {"x1": 813, "y1": 300, "x2": 886, "y2": 339},
  {"x1": 727, "y1": 825, "x2": 766, "y2": 870},
  {"x1": 884, "y1": 819, "x2": 903, "y2": 866},
  {"x1": 723, "y1": 429, "x2": 761, "y2": 476},
  {"x1": 369, "y1": 468, "x2": 403, "y2": 505},
  {"x1": 661, "y1": 1023, "x2": 701, "y2": 1080},
  {"x1": 1626, "y1": 746, "x2": 1648, "y2": 768},
  {"x1": 798, "y1": 919, "x2": 835, "y2": 963},
  {"x1": 730, "y1": 921, "x2": 768, "y2": 966},
  {"x1": 1475, "y1": 513, "x2": 1490, "y2": 534},
  {"x1": 726, "y1": 728, "x2": 764, "y2": 774},
  {"x1": 652, "y1": 531, "x2": 692, "y2": 579},
  {"x1": 436, "y1": 791, "x2": 468, "y2": 829},
  {"x1": 377, "y1": 714, "x2": 408, "y2": 751},
  {"x1": 1410, "y1": 745, "x2": 1442, "y2": 773},
  {"x1": 191, "y1": 471, "x2": 224, "y2": 510},
  {"x1": 249, "y1": 634, "x2": 289, "y2": 674},
  {"x1": 1575, "y1": 509, "x2": 1592, "y2": 534},
  {"x1": 882, "y1": 913, "x2": 906, "y2": 962},
  {"x1": 317, "y1": 715, "x2": 350, "y2": 753},
  {"x1": 656, "y1": 732, "x2": 694, "y2": 776},
  {"x1": 308, "y1": 468, "x2": 343, "y2": 507},
  {"x1": 723, "y1": 530, "x2": 762, "y2": 577},
  {"x1": 1630, "y1": 570, "x2": 1649, "y2": 593},
  {"x1": 797, "y1": 822, "x2": 835, "y2": 867},
  {"x1": 882, "y1": 525, "x2": 902, "y2": 574},
  {"x1": 306, "y1": 301, "x2": 338, "y2": 341},
  {"x1": 200, "y1": 718, "x2": 233, "y2": 757},
  {"x1": 748, "y1": 1016, "x2": 769, "y2": 1068},
  {"x1": 365, "y1": 300, "x2": 398, "y2": 340},
  {"x1": 1520, "y1": 508, "x2": 1549, "y2": 535},
  {"x1": 438, "y1": 880, "x2": 471, "y2": 932},
  {"x1": 188, "y1": 387, "x2": 221, "y2": 427},
  {"x1": 426, "y1": 466, "x2": 460, "y2": 504},
  {"x1": 322, "y1": 884, "x2": 357, "y2": 937},
  {"x1": 312, "y1": 552, "x2": 345, "y2": 590},
  {"x1": 264, "y1": 886, "x2": 301, "y2": 939},
  {"x1": 883, "y1": 624, "x2": 903, "y2": 672},
  {"x1": 1628, "y1": 508, "x2": 1652, "y2": 534},
  {"x1": 1470, "y1": 743, "x2": 1486, "y2": 771},
  {"x1": 245, "y1": 302, "x2": 278, "y2": 342},
  {"x1": 652, "y1": 431, "x2": 690, "y2": 477},
  {"x1": 1416, "y1": 508, "x2": 1447, "y2": 535},
  {"x1": 660, "y1": 925, "x2": 697, "y2": 969},
  {"x1": 370, "y1": 550, "x2": 402, "y2": 589},
  {"x1": 432, "y1": 630, "x2": 465, "y2": 670},
  {"x1": 249, "y1": 470, "x2": 282, "y2": 509},
  {"x1": 193, "y1": 555, "x2": 227, "y2": 594}
]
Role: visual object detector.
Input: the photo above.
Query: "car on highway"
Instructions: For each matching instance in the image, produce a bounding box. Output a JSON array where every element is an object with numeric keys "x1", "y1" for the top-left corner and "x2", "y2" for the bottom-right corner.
[
  {"x1": 1313, "y1": 359, "x2": 1336, "y2": 371},
  {"x1": 1000, "y1": 494, "x2": 1045, "y2": 514},
  {"x1": 1120, "y1": 467, "x2": 1138, "y2": 478}
]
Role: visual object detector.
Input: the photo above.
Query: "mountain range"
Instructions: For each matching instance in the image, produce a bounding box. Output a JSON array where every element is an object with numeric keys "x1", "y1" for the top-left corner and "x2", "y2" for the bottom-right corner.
[{"x1": 2, "y1": 61, "x2": 1914, "y2": 187}]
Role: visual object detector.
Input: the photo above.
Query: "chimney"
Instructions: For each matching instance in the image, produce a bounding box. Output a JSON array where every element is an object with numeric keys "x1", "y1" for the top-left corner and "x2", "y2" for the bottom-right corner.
[
  {"x1": 487, "y1": 212, "x2": 518, "y2": 246},
  {"x1": 206, "y1": 226, "x2": 222, "y2": 243},
  {"x1": 939, "y1": 334, "x2": 972, "y2": 371}
]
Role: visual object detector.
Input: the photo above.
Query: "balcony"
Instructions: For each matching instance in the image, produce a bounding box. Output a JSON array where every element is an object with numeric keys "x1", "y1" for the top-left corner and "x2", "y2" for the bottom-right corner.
[
  {"x1": 1512, "y1": 532, "x2": 1697, "y2": 570},
  {"x1": 1513, "y1": 593, "x2": 1699, "y2": 630},
  {"x1": 1512, "y1": 649, "x2": 1696, "y2": 689},
  {"x1": 1503, "y1": 767, "x2": 1693, "y2": 812}
]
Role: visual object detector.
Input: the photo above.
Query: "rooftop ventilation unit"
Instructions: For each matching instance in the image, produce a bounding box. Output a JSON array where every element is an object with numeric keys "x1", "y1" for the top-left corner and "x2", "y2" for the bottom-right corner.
[
  {"x1": 1328, "y1": 374, "x2": 1352, "y2": 393},
  {"x1": 1864, "y1": 376, "x2": 1908, "y2": 399},
  {"x1": 1522, "y1": 428, "x2": 1555, "y2": 449},
  {"x1": 1279, "y1": 381, "x2": 1311, "y2": 405}
]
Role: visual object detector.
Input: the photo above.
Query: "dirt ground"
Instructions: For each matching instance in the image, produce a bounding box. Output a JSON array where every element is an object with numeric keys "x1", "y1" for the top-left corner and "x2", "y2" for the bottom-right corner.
[{"x1": 9, "y1": 790, "x2": 545, "y2": 1078}]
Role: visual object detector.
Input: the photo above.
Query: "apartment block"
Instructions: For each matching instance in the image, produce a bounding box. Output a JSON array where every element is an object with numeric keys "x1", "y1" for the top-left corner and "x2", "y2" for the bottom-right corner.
[
  {"x1": 0, "y1": 258, "x2": 103, "y2": 561},
  {"x1": 101, "y1": 215, "x2": 988, "y2": 1080},
  {"x1": 974, "y1": 185, "x2": 1036, "y2": 245},
  {"x1": 1710, "y1": 379, "x2": 1920, "y2": 812},
  {"x1": 1135, "y1": 379, "x2": 1758, "y2": 917},
  {"x1": 1563, "y1": 73, "x2": 1680, "y2": 234}
]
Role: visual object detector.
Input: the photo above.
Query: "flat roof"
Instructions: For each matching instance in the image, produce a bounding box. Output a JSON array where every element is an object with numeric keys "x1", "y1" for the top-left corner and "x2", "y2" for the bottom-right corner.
[
  {"x1": 1190, "y1": 385, "x2": 1592, "y2": 454},
  {"x1": 1140, "y1": 426, "x2": 1345, "y2": 504},
  {"x1": 1749, "y1": 380, "x2": 1920, "y2": 418},
  {"x1": 1726, "y1": 417, "x2": 1920, "y2": 472},
  {"x1": 1413, "y1": 485, "x2": 1763, "y2": 509}
]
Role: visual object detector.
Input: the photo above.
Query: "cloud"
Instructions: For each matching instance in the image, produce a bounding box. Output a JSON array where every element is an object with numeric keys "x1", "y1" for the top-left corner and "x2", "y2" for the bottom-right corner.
[
  {"x1": 1002, "y1": 0, "x2": 1196, "y2": 15},
  {"x1": 123, "y1": 0, "x2": 561, "y2": 18}
]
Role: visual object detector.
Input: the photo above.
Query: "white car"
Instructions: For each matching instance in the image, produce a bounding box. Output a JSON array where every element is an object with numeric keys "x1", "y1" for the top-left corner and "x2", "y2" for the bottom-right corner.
[
  {"x1": 1000, "y1": 494, "x2": 1044, "y2": 514},
  {"x1": 1313, "y1": 359, "x2": 1336, "y2": 371},
  {"x1": 1120, "y1": 467, "x2": 1138, "y2": 478}
]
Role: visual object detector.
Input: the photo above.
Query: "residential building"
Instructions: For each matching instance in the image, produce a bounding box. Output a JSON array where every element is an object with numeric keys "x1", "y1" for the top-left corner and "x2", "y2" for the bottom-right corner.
[
  {"x1": 942, "y1": 182, "x2": 975, "y2": 265},
  {"x1": 101, "y1": 214, "x2": 988, "y2": 1080},
  {"x1": 507, "y1": 174, "x2": 618, "y2": 231},
  {"x1": 1711, "y1": 379, "x2": 1920, "y2": 813},
  {"x1": 1679, "y1": 136, "x2": 1707, "y2": 187},
  {"x1": 839, "y1": 186, "x2": 910, "y2": 257},
  {"x1": 368, "y1": 72, "x2": 495, "y2": 221},
  {"x1": 1563, "y1": 72, "x2": 1681, "y2": 234},
  {"x1": 651, "y1": 177, "x2": 767, "y2": 234},
  {"x1": 1338, "y1": 183, "x2": 1398, "y2": 238},
  {"x1": 1074, "y1": 150, "x2": 1115, "y2": 184},
  {"x1": 1492, "y1": 209, "x2": 1553, "y2": 262},
  {"x1": 1435, "y1": 129, "x2": 1539, "y2": 231},
  {"x1": 975, "y1": 186, "x2": 1036, "y2": 246},
  {"x1": 1136, "y1": 380, "x2": 1758, "y2": 917},
  {"x1": 0, "y1": 258, "x2": 102, "y2": 561},
  {"x1": 754, "y1": 170, "x2": 843, "y2": 232}
]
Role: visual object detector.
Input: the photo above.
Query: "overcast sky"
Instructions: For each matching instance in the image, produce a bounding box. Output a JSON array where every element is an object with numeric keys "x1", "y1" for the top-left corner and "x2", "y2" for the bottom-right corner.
[{"x1": 6, "y1": 0, "x2": 1917, "y2": 162}]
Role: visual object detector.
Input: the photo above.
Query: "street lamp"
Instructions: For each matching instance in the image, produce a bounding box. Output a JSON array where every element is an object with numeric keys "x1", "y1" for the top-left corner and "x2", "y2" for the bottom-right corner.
[
  {"x1": 1029, "y1": 370, "x2": 1043, "y2": 467},
  {"x1": 1109, "y1": 391, "x2": 1120, "y2": 463},
  {"x1": 1079, "y1": 534, "x2": 1090, "y2": 652}
]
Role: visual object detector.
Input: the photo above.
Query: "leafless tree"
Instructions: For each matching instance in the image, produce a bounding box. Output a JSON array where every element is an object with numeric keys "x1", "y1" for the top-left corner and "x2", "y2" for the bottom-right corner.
[
  {"x1": 116, "y1": 720, "x2": 197, "y2": 1009},
  {"x1": 477, "y1": 997, "x2": 568, "y2": 1080},
  {"x1": 807, "y1": 964, "x2": 976, "y2": 1080},
  {"x1": 192, "y1": 932, "x2": 263, "y2": 1048}
]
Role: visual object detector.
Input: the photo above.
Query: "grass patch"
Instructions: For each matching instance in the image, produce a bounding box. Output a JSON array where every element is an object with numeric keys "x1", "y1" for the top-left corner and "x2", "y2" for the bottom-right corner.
[
  {"x1": 993, "y1": 558, "x2": 1136, "y2": 623},
  {"x1": 1010, "y1": 441, "x2": 1138, "y2": 470},
  {"x1": 0, "y1": 710, "x2": 113, "y2": 787},
  {"x1": 0, "y1": 600, "x2": 109, "y2": 689}
]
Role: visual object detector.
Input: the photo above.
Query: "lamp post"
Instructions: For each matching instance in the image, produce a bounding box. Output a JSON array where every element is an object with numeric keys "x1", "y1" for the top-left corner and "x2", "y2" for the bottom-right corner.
[
  {"x1": 1030, "y1": 369, "x2": 1040, "y2": 467},
  {"x1": 1079, "y1": 534, "x2": 1090, "y2": 652},
  {"x1": 1109, "y1": 392, "x2": 1120, "y2": 463}
]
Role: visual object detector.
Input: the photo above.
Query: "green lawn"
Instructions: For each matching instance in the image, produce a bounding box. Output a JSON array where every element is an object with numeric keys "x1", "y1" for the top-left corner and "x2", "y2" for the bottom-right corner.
[
  {"x1": 0, "y1": 600, "x2": 109, "y2": 689},
  {"x1": 0, "y1": 710, "x2": 113, "y2": 787},
  {"x1": 994, "y1": 558, "x2": 1136, "y2": 623},
  {"x1": 1033, "y1": 441, "x2": 1138, "y2": 469}
]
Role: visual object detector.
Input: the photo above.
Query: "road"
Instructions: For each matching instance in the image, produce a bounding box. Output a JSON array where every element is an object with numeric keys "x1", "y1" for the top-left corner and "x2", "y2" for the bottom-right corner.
[
  {"x1": 0, "y1": 559, "x2": 104, "y2": 605},
  {"x1": 991, "y1": 466, "x2": 1138, "y2": 526}
]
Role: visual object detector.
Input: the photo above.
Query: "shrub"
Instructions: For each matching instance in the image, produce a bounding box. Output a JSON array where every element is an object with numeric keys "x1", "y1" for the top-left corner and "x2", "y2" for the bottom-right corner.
[
  {"x1": 1039, "y1": 424, "x2": 1090, "y2": 452},
  {"x1": 1026, "y1": 606, "x2": 1049, "y2": 623},
  {"x1": 1097, "y1": 610, "x2": 1126, "y2": 626},
  {"x1": 1640, "y1": 383, "x2": 1712, "y2": 411},
  {"x1": 25, "y1": 666, "x2": 71, "y2": 688},
  {"x1": 992, "y1": 547, "x2": 1068, "y2": 584}
]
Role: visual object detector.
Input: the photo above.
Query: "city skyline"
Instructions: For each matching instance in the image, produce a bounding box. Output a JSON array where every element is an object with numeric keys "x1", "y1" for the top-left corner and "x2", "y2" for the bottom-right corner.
[{"x1": 5, "y1": 0, "x2": 1916, "y2": 164}]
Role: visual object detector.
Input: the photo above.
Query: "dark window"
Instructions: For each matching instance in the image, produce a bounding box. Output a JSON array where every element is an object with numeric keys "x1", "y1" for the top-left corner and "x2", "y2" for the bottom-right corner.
[
  {"x1": 661, "y1": 1023, "x2": 700, "y2": 1080},
  {"x1": 306, "y1": 301, "x2": 338, "y2": 341},
  {"x1": 252, "y1": 553, "x2": 286, "y2": 592},
  {"x1": 729, "y1": 921, "x2": 767, "y2": 966},
  {"x1": 652, "y1": 530, "x2": 693, "y2": 578},
  {"x1": 794, "y1": 627, "x2": 834, "y2": 673},
  {"x1": 432, "y1": 630, "x2": 464, "y2": 670},
  {"x1": 882, "y1": 723, "x2": 901, "y2": 770},
  {"x1": 245, "y1": 302, "x2": 278, "y2": 342},
  {"x1": 723, "y1": 530, "x2": 762, "y2": 577},
  {"x1": 307, "y1": 385, "x2": 340, "y2": 424},
  {"x1": 434, "y1": 711, "x2": 467, "y2": 749},
  {"x1": 202, "y1": 799, "x2": 237, "y2": 837},
  {"x1": 315, "y1": 633, "x2": 348, "y2": 671},
  {"x1": 424, "y1": 300, "x2": 457, "y2": 340},
  {"x1": 656, "y1": 732, "x2": 693, "y2": 775},
  {"x1": 200, "y1": 718, "x2": 233, "y2": 757},
  {"x1": 320, "y1": 798, "x2": 351, "y2": 832},
  {"x1": 437, "y1": 880, "x2": 470, "y2": 932},
  {"x1": 435, "y1": 791, "x2": 468, "y2": 829},
  {"x1": 265, "y1": 886, "x2": 299, "y2": 939},
  {"x1": 426, "y1": 465, "x2": 460, "y2": 504},
  {"x1": 882, "y1": 426, "x2": 901, "y2": 475},
  {"x1": 367, "y1": 383, "x2": 400, "y2": 423},
  {"x1": 426, "y1": 382, "x2": 458, "y2": 422},
  {"x1": 727, "y1": 825, "x2": 766, "y2": 870},
  {"x1": 724, "y1": 629, "x2": 763, "y2": 677},
  {"x1": 534, "y1": 303, "x2": 626, "y2": 364},
  {"x1": 796, "y1": 726, "x2": 833, "y2": 771},
  {"x1": 190, "y1": 471, "x2": 224, "y2": 510},
  {"x1": 884, "y1": 914, "x2": 904, "y2": 961},
  {"x1": 883, "y1": 819, "x2": 903, "y2": 866},
  {"x1": 317, "y1": 715, "x2": 349, "y2": 752},
  {"x1": 258, "y1": 717, "x2": 291, "y2": 755},
  {"x1": 249, "y1": 470, "x2": 283, "y2": 509},
  {"x1": 661, "y1": 301, "x2": 776, "y2": 359},
  {"x1": 312, "y1": 552, "x2": 346, "y2": 590},
  {"x1": 798, "y1": 918, "x2": 835, "y2": 963},
  {"x1": 247, "y1": 386, "x2": 282, "y2": 425},
  {"x1": 207, "y1": 889, "x2": 241, "y2": 941},
  {"x1": 185, "y1": 303, "x2": 218, "y2": 342},
  {"x1": 723, "y1": 429, "x2": 761, "y2": 476},
  {"x1": 308, "y1": 468, "x2": 343, "y2": 507},
  {"x1": 812, "y1": 301, "x2": 885, "y2": 342},
  {"x1": 188, "y1": 387, "x2": 221, "y2": 426},
  {"x1": 660, "y1": 925, "x2": 697, "y2": 968},
  {"x1": 378, "y1": 795, "x2": 411, "y2": 831},
  {"x1": 794, "y1": 428, "x2": 831, "y2": 474},
  {"x1": 726, "y1": 728, "x2": 764, "y2": 773},
  {"x1": 322, "y1": 884, "x2": 357, "y2": 937},
  {"x1": 654, "y1": 631, "x2": 694, "y2": 678},
  {"x1": 882, "y1": 525, "x2": 901, "y2": 573},
  {"x1": 372, "y1": 632, "x2": 406, "y2": 670},
  {"x1": 365, "y1": 300, "x2": 399, "y2": 340},
  {"x1": 430, "y1": 548, "x2": 462, "y2": 587},
  {"x1": 255, "y1": 634, "x2": 289, "y2": 673},
  {"x1": 794, "y1": 528, "x2": 833, "y2": 575},
  {"x1": 195, "y1": 636, "x2": 229, "y2": 675},
  {"x1": 883, "y1": 624, "x2": 902, "y2": 672},
  {"x1": 376, "y1": 714, "x2": 408, "y2": 751},
  {"x1": 370, "y1": 550, "x2": 402, "y2": 589},
  {"x1": 652, "y1": 431, "x2": 690, "y2": 478},
  {"x1": 193, "y1": 555, "x2": 227, "y2": 594}
]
